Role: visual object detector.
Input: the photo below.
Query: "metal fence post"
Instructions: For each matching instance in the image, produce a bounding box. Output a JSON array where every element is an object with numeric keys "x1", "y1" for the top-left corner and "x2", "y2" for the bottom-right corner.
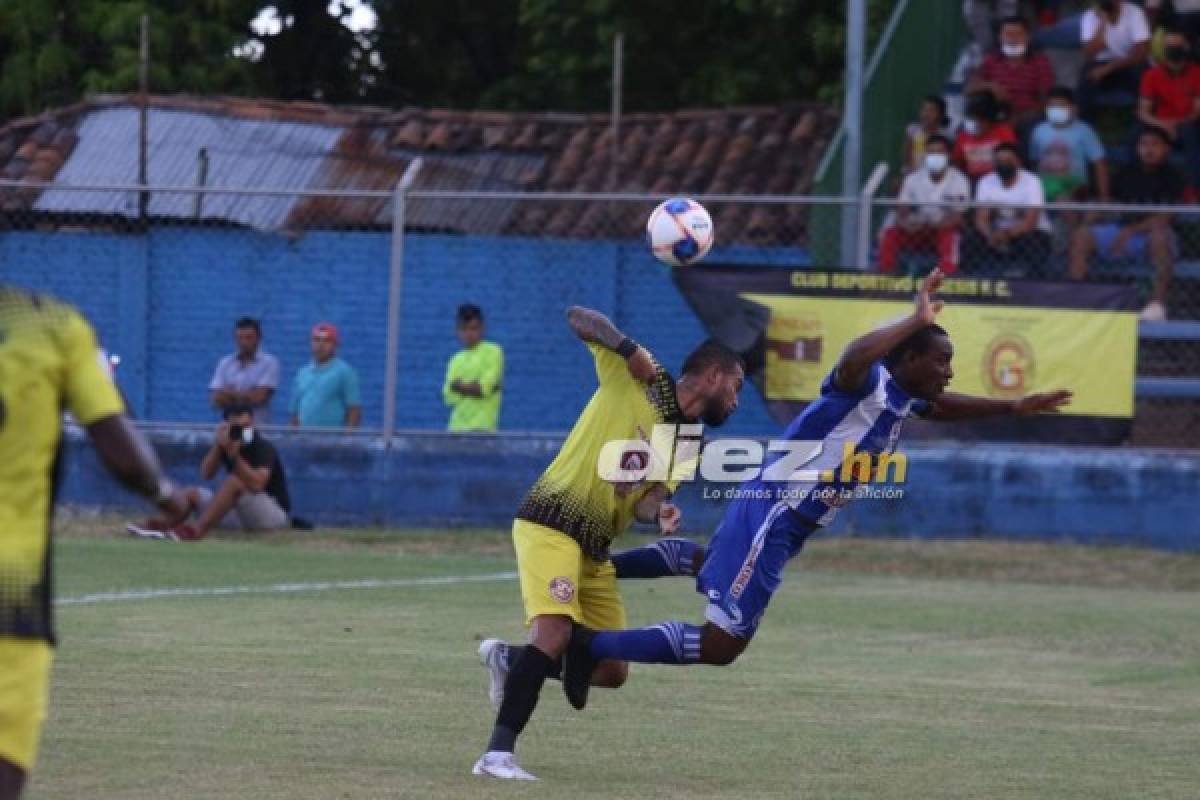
[
  {"x1": 382, "y1": 159, "x2": 423, "y2": 445},
  {"x1": 855, "y1": 163, "x2": 889, "y2": 270}
]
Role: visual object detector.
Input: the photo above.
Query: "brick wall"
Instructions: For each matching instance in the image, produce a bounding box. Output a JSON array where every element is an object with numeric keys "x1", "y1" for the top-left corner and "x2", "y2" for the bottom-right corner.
[{"x1": 0, "y1": 226, "x2": 778, "y2": 434}]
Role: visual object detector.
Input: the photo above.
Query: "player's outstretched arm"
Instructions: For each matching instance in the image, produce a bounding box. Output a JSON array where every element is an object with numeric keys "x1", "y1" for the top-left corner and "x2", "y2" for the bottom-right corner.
[
  {"x1": 834, "y1": 269, "x2": 946, "y2": 393},
  {"x1": 566, "y1": 305, "x2": 656, "y2": 383},
  {"x1": 926, "y1": 389, "x2": 1073, "y2": 420},
  {"x1": 87, "y1": 415, "x2": 190, "y2": 519}
]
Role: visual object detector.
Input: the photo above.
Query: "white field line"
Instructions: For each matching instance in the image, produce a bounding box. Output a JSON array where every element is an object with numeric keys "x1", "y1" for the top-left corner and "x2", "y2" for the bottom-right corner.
[{"x1": 57, "y1": 571, "x2": 519, "y2": 607}]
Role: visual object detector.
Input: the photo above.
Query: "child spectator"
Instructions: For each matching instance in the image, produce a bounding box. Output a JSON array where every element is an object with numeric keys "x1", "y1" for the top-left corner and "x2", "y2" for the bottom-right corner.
[
  {"x1": 879, "y1": 135, "x2": 971, "y2": 274},
  {"x1": 443, "y1": 304, "x2": 504, "y2": 432},
  {"x1": 1029, "y1": 86, "x2": 1111, "y2": 200},
  {"x1": 902, "y1": 95, "x2": 953, "y2": 174},
  {"x1": 953, "y1": 91, "x2": 1020, "y2": 183},
  {"x1": 1138, "y1": 27, "x2": 1200, "y2": 186},
  {"x1": 968, "y1": 16, "x2": 1056, "y2": 133},
  {"x1": 964, "y1": 143, "x2": 1054, "y2": 276},
  {"x1": 1068, "y1": 126, "x2": 1184, "y2": 320}
]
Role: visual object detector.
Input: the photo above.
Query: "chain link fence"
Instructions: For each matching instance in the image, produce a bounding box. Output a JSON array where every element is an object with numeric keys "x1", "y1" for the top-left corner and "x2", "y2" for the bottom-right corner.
[{"x1": 0, "y1": 181, "x2": 1195, "y2": 446}]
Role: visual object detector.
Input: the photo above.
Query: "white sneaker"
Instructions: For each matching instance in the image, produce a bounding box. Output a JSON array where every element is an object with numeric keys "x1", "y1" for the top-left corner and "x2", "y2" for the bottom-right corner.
[
  {"x1": 478, "y1": 639, "x2": 510, "y2": 711},
  {"x1": 1139, "y1": 301, "x2": 1167, "y2": 322},
  {"x1": 125, "y1": 523, "x2": 179, "y2": 542},
  {"x1": 472, "y1": 751, "x2": 538, "y2": 781}
]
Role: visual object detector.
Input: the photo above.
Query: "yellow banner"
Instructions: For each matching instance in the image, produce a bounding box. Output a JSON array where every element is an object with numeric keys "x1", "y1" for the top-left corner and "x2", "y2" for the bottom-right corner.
[{"x1": 741, "y1": 294, "x2": 1136, "y2": 417}]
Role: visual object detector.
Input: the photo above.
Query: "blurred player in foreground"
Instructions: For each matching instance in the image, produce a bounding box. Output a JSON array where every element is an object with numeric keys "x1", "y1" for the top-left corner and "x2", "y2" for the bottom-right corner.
[
  {"x1": 0, "y1": 287, "x2": 188, "y2": 799},
  {"x1": 472, "y1": 305, "x2": 745, "y2": 781},
  {"x1": 560, "y1": 269, "x2": 1073, "y2": 733}
]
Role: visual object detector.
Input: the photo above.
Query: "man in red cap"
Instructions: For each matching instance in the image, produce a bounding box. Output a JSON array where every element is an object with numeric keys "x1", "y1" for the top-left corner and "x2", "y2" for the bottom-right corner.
[{"x1": 289, "y1": 322, "x2": 361, "y2": 428}]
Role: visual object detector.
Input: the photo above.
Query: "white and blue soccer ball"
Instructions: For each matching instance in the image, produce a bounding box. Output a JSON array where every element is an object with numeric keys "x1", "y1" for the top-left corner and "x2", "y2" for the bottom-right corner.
[{"x1": 646, "y1": 197, "x2": 715, "y2": 267}]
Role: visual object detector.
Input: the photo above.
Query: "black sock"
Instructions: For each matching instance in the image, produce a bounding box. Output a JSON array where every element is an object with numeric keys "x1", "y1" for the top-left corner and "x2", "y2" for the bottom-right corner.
[
  {"x1": 487, "y1": 644, "x2": 554, "y2": 753},
  {"x1": 504, "y1": 644, "x2": 562, "y2": 680}
]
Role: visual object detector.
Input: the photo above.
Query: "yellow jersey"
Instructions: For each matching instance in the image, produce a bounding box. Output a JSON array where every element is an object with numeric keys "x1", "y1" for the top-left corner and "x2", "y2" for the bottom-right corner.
[
  {"x1": 0, "y1": 289, "x2": 124, "y2": 642},
  {"x1": 516, "y1": 343, "x2": 693, "y2": 561}
]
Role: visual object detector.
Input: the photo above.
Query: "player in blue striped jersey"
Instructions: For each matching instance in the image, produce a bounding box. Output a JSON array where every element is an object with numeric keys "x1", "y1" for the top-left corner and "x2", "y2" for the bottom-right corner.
[{"x1": 561, "y1": 269, "x2": 1072, "y2": 705}]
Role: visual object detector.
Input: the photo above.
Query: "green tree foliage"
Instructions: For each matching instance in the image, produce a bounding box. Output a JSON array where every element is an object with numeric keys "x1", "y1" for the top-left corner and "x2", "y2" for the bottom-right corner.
[{"x1": 0, "y1": 0, "x2": 892, "y2": 121}]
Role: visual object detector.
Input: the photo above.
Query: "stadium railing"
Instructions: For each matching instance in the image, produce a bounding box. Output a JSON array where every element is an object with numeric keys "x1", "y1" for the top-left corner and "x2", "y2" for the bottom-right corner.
[{"x1": 0, "y1": 179, "x2": 1195, "y2": 446}]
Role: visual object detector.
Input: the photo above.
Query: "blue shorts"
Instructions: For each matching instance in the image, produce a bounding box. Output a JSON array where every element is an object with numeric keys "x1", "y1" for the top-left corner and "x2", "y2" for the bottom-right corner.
[
  {"x1": 696, "y1": 495, "x2": 817, "y2": 640},
  {"x1": 1091, "y1": 223, "x2": 1178, "y2": 262}
]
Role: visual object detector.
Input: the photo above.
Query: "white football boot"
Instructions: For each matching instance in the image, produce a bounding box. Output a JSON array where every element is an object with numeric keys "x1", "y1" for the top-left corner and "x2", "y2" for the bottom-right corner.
[
  {"x1": 472, "y1": 751, "x2": 538, "y2": 781},
  {"x1": 478, "y1": 638, "x2": 510, "y2": 711}
]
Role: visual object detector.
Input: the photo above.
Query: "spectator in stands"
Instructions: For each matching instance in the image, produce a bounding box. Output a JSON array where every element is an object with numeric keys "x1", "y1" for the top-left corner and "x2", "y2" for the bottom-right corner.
[
  {"x1": 126, "y1": 405, "x2": 292, "y2": 541},
  {"x1": 954, "y1": 91, "x2": 1020, "y2": 183},
  {"x1": 964, "y1": 143, "x2": 1054, "y2": 275},
  {"x1": 968, "y1": 16, "x2": 1056, "y2": 134},
  {"x1": 1078, "y1": 0, "x2": 1151, "y2": 116},
  {"x1": 1161, "y1": 0, "x2": 1200, "y2": 43},
  {"x1": 443, "y1": 304, "x2": 504, "y2": 432},
  {"x1": 964, "y1": 0, "x2": 1024, "y2": 61},
  {"x1": 1068, "y1": 125, "x2": 1184, "y2": 320},
  {"x1": 209, "y1": 317, "x2": 280, "y2": 424},
  {"x1": 1030, "y1": 86, "x2": 1111, "y2": 201},
  {"x1": 289, "y1": 322, "x2": 361, "y2": 428},
  {"x1": 1137, "y1": 27, "x2": 1200, "y2": 186},
  {"x1": 879, "y1": 136, "x2": 971, "y2": 274},
  {"x1": 902, "y1": 95, "x2": 954, "y2": 173}
]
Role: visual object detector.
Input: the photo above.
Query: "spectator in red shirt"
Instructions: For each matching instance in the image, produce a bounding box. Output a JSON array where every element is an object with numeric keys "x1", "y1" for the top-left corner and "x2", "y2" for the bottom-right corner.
[
  {"x1": 953, "y1": 91, "x2": 1019, "y2": 183},
  {"x1": 968, "y1": 16, "x2": 1055, "y2": 133},
  {"x1": 1138, "y1": 27, "x2": 1200, "y2": 185}
]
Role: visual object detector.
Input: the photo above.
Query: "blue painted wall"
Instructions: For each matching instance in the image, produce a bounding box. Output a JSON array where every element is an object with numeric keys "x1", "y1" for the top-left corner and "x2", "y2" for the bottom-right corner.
[
  {"x1": 0, "y1": 227, "x2": 779, "y2": 435},
  {"x1": 58, "y1": 429, "x2": 1200, "y2": 551}
]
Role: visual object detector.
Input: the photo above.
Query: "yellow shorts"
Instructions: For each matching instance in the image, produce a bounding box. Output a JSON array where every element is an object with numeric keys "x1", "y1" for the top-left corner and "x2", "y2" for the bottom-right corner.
[
  {"x1": 512, "y1": 520, "x2": 626, "y2": 631},
  {"x1": 0, "y1": 637, "x2": 53, "y2": 773}
]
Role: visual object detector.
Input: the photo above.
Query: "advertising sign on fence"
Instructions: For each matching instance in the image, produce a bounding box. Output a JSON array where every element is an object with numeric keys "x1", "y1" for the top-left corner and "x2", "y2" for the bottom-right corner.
[{"x1": 674, "y1": 267, "x2": 1139, "y2": 444}]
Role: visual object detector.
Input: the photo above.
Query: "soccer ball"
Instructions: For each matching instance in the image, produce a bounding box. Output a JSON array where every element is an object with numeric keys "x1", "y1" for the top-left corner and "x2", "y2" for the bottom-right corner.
[{"x1": 646, "y1": 197, "x2": 715, "y2": 267}]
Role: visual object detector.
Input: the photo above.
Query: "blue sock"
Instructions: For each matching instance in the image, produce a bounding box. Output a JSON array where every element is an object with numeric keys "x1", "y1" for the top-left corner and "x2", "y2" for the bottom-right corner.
[
  {"x1": 610, "y1": 538, "x2": 700, "y2": 579},
  {"x1": 590, "y1": 621, "x2": 703, "y2": 665}
]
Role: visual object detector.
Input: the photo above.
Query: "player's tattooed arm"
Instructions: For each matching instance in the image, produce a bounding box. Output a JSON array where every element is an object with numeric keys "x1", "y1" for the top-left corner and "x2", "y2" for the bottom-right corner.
[
  {"x1": 566, "y1": 305, "x2": 656, "y2": 383},
  {"x1": 927, "y1": 389, "x2": 1073, "y2": 420},
  {"x1": 834, "y1": 269, "x2": 945, "y2": 393}
]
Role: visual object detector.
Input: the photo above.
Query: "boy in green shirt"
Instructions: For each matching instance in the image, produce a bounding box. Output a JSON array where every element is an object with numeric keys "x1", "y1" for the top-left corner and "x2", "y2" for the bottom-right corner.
[{"x1": 443, "y1": 304, "x2": 504, "y2": 432}]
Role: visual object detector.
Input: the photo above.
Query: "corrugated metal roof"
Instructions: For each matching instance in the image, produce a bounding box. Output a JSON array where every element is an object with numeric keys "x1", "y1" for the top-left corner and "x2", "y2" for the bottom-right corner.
[
  {"x1": 0, "y1": 94, "x2": 839, "y2": 243},
  {"x1": 36, "y1": 107, "x2": 343, "y2": 229}
]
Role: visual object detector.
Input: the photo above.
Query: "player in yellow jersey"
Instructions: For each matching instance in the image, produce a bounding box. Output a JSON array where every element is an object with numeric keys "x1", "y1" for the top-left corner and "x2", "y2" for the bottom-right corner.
[
  {"x1": 0, "y1": 287, "x2": 188, "y2": 799},
  {"x1": 473, "y1": 305, "x2": 745, "y2": 781}
]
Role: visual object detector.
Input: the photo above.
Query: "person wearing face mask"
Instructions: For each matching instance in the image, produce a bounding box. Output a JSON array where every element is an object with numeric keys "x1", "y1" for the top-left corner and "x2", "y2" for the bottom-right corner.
[
  {"x1": 902, "y1": 95, "x2": 954, "y2": 173},
  {"x1": 1138, "y1": 27, "x2": 1200, "y2": 186},
  {"x1": 964, "y1": 143, "x2": 1054, "y2": 276},
  {"x1": 1030, "y1": 86, "x2": 1111, "y2": 202},
  {"x1": 125, "y1": 404, "x2": 293, "y2": 541},
  {"x1": 879, "y1": 136, "x2": 971, "y2": 274},
  {"x1": 953, "y1": 90, "x2": 1019, "y2": 182},
  {"x1": 1078, "y1": 0, "x2": 1151, "y2": 116},
  {"x1": 968, "y1": 16, "x2": 1055, "y2": 133}
]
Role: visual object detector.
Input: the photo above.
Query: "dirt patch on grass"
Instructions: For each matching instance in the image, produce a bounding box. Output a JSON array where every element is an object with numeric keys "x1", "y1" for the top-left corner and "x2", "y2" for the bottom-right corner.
[{"x1": 57, "y1": 511, "x2": 1200, "y2": 591}]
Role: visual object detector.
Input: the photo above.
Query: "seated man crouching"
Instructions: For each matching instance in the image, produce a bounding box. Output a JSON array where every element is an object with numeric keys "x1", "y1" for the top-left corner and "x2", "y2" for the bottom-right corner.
[{"x1": 126, "y1": 404, "x2": 292, "y2": 541}]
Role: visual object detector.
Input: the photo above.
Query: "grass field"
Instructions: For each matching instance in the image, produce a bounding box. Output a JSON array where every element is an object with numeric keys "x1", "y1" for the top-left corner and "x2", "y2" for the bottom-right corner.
[{"x1": 28, "y1": 520, "x2": 1200, "y2": 799}]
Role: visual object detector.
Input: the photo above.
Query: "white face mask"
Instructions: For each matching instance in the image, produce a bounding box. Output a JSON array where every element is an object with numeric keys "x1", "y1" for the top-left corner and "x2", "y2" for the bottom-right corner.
[
  {"x1": 1046, "y1": 106, "x2": 1071, "y2": 126},
  {"x1": 240, "y1": 426, "x2": 254, "y2": 444},
  {"x1": 963, "y1": 119, "x2": 980, "y2": 136},
  {"x1": 1002, "y1": 43, "x2": 1027, "y2": 58},
  {"x1": 925, "y1": 152, "x2": 949, "y2": 173}
]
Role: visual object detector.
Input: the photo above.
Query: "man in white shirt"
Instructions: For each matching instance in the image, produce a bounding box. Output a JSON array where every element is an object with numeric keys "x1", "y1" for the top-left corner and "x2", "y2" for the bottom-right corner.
[
  {"x1": 1079, "y1": 0, "x2": 1150, "y2": 116},
  {"x1": 879, "y1": 135, "x2": 970, "y2": 274},
  {"x1": 964, "y1": 143, "x2": 1054, "y2": 277}
]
